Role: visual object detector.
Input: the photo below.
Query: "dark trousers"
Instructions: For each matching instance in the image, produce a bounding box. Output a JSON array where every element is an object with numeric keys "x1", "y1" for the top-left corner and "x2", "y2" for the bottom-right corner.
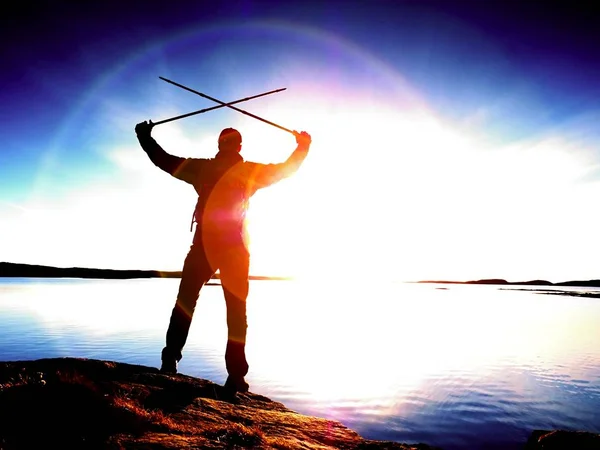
[{"x1": 163, "y1": 230, "x2": 250, "y2": 378}]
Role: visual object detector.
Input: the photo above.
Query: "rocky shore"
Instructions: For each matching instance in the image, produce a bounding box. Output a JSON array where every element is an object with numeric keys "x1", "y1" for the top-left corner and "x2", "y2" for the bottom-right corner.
[
  {"x1": 0, "y1": 358, "x2": 437, "y2": 449},
  {"x1": 0, "y1": 358, "x2": 598, "y2": 449}
]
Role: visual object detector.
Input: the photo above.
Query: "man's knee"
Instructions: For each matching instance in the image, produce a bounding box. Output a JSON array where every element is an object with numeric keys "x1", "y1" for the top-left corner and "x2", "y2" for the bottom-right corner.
[{"x1": 176, "y1": 266, "x2": 211, "y2": 309}]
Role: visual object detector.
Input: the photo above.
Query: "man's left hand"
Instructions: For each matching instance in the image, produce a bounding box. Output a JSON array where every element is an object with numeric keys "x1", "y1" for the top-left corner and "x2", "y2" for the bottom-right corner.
[{"x1": 294, "y1": 130, "x2": 312, "y2": 149}]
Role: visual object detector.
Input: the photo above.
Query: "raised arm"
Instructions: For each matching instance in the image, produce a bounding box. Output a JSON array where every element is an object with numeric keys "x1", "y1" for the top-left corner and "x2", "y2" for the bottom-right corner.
[
  {"x1": 251, "y1": 131, "x2": 312, "y2": 188},
  {"x1": 135, "y1": 120, "x2": 203, "y2": 184}
]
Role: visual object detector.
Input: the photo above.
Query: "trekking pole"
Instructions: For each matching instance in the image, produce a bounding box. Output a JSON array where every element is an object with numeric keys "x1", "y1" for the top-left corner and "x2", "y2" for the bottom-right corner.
[
  {"x1": 159, "y1": 76, "x2": 296, "y2": 135},
  {"x1": 153, "y1": 87, "x2": 286, "y2": 126}
]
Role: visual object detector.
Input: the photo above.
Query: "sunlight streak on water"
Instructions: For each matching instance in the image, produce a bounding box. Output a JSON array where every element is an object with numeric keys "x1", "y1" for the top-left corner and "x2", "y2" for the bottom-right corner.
[{"x1": 0, "y1": 278, "x2": 599, "y2": 449}]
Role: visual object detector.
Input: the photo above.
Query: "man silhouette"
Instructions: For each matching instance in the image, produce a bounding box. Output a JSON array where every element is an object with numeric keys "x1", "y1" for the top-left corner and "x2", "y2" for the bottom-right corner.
[{"x1": 135, "y1": 120, "x2": 311, "y2": 392}]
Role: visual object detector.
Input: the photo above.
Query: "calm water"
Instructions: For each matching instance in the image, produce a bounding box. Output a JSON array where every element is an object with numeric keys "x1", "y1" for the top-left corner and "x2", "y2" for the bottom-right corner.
[{"x1": 1, "y1": 278, "x2": 599, "y2": 449}]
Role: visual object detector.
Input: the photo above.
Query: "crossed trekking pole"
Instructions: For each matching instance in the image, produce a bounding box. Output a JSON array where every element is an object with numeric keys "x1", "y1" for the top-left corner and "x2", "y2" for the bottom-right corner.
[{"x1": 153, "y1": 76, "x2": 296, "y2": 136}]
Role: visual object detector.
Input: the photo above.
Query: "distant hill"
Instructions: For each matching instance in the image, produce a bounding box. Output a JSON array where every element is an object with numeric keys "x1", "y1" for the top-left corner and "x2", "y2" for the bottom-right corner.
[
  {"x1": 0, "y1": 262, "x2": 179, "y2": 279},
  {"x1": 0, "y1": 262, "x2": 290, "y2": 281},
  {"x1": 417, "y1": 278, "x2": 600, "y2": 288}
]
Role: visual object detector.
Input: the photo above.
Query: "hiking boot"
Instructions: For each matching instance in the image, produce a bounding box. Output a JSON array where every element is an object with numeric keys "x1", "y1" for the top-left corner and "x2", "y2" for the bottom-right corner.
[
  {"x1": 160, "y1": 348, "x2": 178, "y2": 374},
  {"x1": 224, "y1": 375, "x2": 249, "y2": 393},
  {"x1": 160, "y1": 358, "x2": 177, "y2": 374}
]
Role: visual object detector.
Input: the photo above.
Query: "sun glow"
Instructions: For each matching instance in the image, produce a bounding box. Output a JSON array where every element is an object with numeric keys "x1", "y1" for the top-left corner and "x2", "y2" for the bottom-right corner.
[
  {"x1": 233, "y1": 95, "x2": 600, "y2": 283},
  {"x1": 240, "y1": 101, "x2": 482, "y2": 281}
]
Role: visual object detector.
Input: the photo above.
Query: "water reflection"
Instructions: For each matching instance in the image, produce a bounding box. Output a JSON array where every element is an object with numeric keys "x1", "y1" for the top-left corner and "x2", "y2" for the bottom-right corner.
[{"x1": 0, "y1": 278, "x2": 599, "y2": 449}]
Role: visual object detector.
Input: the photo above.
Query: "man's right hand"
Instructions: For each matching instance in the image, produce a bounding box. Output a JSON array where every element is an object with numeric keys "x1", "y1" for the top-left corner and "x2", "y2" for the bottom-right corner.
[{"x1": 135, "y1": 120, "x2": 154, "y2": 137}]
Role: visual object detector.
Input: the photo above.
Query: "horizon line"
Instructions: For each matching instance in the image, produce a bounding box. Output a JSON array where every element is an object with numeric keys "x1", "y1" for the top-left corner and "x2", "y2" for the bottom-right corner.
[{"x1": 1, "y1": 262, "x2": 599, "y2": 287}]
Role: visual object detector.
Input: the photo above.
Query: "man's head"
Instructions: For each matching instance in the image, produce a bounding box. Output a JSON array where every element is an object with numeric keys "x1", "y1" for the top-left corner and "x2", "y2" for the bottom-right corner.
[{"x1": 218, "y1": 128, "x2": 242, "y2": 153}]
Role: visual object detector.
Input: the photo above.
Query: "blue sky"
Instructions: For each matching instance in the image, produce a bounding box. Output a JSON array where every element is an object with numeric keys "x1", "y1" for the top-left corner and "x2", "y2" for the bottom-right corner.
[{"x1": 1, "y1": 0, "x2": 599, "y2": 282}]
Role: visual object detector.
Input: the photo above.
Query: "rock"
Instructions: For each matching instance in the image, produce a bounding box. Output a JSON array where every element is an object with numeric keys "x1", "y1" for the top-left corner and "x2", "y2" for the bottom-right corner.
[
  {"x1": 0, "y1": 357, "x2": 437, "y2": 449},
  {"x1": 525, "y1": 430, "x2": 600, "y2": 449}
]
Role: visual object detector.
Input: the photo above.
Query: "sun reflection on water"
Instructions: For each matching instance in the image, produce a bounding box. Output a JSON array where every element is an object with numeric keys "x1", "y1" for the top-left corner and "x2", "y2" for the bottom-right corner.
[{"x1": 244, "y1": 280, "x2": 600, "y2": 423}]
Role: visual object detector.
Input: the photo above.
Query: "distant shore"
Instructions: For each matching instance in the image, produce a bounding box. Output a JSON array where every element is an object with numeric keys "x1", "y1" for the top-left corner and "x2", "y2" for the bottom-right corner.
[
  {"x1": 1, "y1": 262, "x2": 599, "y2": 288},
  {"x1": 416, "y1": 278, "x2": 600, "y2": 288},
  {"x1": 0, "y1": 262, "x2": 290, "y2": 282}
]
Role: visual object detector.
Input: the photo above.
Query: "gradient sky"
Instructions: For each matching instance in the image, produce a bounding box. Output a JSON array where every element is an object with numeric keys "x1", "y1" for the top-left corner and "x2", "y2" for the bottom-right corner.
[{"x1": 1, "y1": 0, "x2": 599, "y2": 282}]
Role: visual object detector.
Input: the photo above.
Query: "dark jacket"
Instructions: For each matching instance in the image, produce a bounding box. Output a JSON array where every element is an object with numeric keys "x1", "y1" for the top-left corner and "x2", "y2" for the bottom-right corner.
[{"x1": 136, "y1": 133, "x2": 309, "y2": 242}]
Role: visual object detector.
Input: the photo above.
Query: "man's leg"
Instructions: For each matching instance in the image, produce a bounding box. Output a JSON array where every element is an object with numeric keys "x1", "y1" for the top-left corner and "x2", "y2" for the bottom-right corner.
[
  {"x1": 162, "y1": 243, "x2": 214, "y2": 373},
  {"x1": 218, "y1": 244, "x2": 250, "y2": 390}
]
